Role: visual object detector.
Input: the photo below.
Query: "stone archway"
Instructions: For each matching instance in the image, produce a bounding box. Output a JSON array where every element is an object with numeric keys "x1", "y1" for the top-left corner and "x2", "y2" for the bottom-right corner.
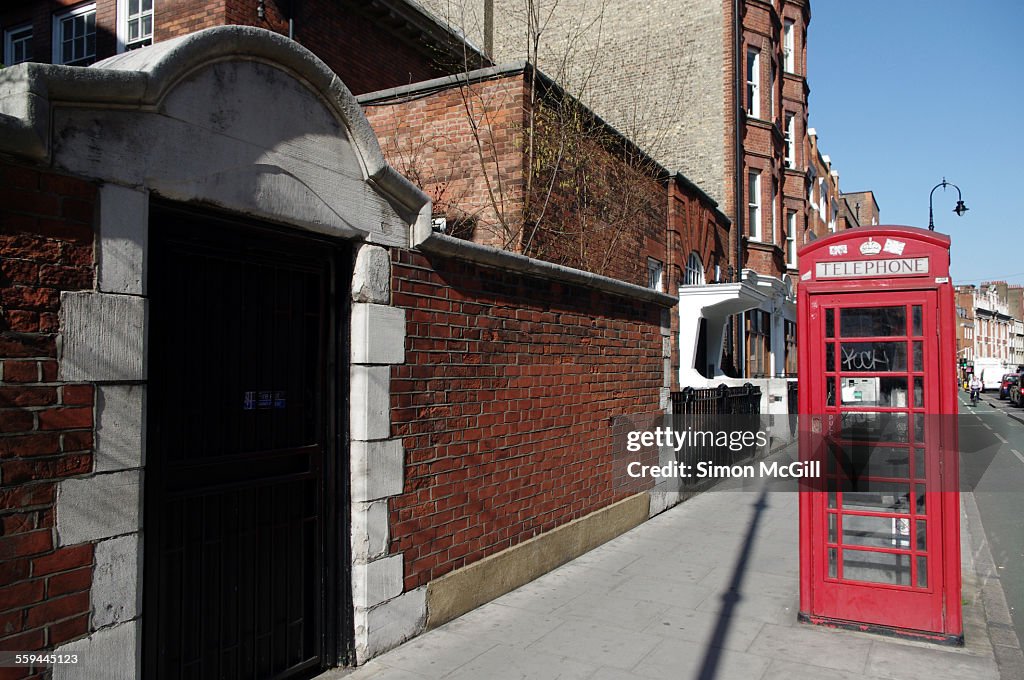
[{"x1": 0, "y1": 26, "x2": 428, "y2": 678}]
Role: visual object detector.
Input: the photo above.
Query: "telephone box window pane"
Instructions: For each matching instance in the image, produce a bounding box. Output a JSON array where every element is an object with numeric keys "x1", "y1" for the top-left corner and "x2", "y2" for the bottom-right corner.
[
  {"x1": 828, "y1": 513, "x2": 837, "y2": 543},
  {"x1": 915, "y1": 486, "x2": 926, "y2": 514},
  {"x1": 842, "y1": 549, "x2": 911, "y2": 586},
  {"x1": 841, "y1": 482, "x2": 911, "y2": 513},
  {"x1": 912, "y1": 341, "x2": 923, "y2": 371},
  {"x1": 916, "y1": 520, "x2": 927, "y2": 551},
  {"x1": 843, "y1": 514, "x2": 906, "y2": 549},
  {"x1": 832, "y1": 444, "x2": 909, "y2": 479},
  {"x1": 839, "y1": 412, "x2": 907, "y2": 442},
  {"x1": 839, "y1": 307, "x2": 906, "y2": 337},
  {"x1": 839, "y1": 342, "x2": 907, "y2": 372},
  {"x1": 826, "y1": 343, "x2": 835, "y2": 372},
  {"x1": 916, "y1": 556, "x2": 928, "y2": 588},
  {"x1": 828, "y1": 548, "x2": 838, "y2": 578},
  {"x1": 912, "y1": 305, "x2": 923, "y2": 336},
  {"x1": 827, "y1": 379, "x2": 836, "y2": 406},
  {"x1": 914, "y1": 413, "x2": 925, "y2": 442},
  {"x1": 825, "y1": 308, "x2": 834, "y2": 337},
  {"x1": 839, "y1": 377, "x2": 908, "y2": 407},
  {"x1": 914, "y1": 448, "x2": 925, "y2": 479},
  {"x1": 913, "y1": 377, "x2": 924, "y2": 407}
]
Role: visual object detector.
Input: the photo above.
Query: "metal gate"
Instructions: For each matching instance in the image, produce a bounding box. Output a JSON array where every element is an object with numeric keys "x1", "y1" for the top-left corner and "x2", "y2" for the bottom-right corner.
[{"x1": 144, "y1": 204, "x2": 347, "y2": 679}]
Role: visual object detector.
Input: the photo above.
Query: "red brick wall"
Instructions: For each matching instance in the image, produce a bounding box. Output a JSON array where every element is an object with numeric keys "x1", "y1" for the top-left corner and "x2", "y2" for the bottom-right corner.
[
  {"x1": 155, "y1": 0, "x2": 226, "y2": 42},
  {"x1": 222, "y1": 0, "x2": 467, "y2": 95},
  {"x1": 365, "y1": 74, "x2": 669, "y2": 287},
  {"x1": 389, "y1": 249, "x2": 665, "y2": 590},
  {"x1": 364, "y1": 75, "x2": 527, "y2": 251},
  {"x1": 522, "y1": 105, "x2": 667, "y2": 286},
  {"x1": 0, "y1": 161, "x2": 97, "y2": 660}
]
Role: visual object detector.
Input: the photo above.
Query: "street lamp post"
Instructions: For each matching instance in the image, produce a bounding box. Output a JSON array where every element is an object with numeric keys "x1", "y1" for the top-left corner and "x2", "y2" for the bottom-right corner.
[{"x1": 928, "y1": 178, "x2": 969, "y2": 231}]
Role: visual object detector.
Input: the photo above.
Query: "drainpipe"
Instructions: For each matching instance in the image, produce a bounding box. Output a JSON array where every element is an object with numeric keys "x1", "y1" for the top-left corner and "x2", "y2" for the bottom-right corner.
[
  {"x1": 733, "y1": 0, "x2": 746, "y2": 378},
  {"x1": 289, "y1": 0, "x2": 296, "y2": 39}
]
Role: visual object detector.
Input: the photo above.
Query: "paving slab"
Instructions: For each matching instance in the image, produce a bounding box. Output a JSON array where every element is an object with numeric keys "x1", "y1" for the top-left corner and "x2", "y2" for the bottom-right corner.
[{"x1": 333, "y1": 482, "x2": 1014, "y2": 680}]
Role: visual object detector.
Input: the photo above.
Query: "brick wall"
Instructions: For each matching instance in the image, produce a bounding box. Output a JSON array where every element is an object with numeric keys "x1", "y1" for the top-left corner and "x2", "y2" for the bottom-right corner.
[
  {"x1": 221, "y1": 0, "x2": 465, "y2": 94},
  {"x1": 389, "y1": 249, "x2": 665, "y2": 589},
  {"x1": 155, "y1": 0, "x2": 226, "y2": 42},
  {"x1": 0, "y1": 161, "x2": 97, "y2": 664},
  {"x1": 364, "y1": 72, "x2": 668, "y2": 287},
  {"x1": 364, "y1": 75, "x2": 527, "y2": 250}
]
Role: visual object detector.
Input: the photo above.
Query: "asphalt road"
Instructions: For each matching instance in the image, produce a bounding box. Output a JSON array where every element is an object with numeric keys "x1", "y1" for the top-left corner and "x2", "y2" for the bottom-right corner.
[{"x1": 960, "y1": 390, "x2": 1024, "y2": 647}]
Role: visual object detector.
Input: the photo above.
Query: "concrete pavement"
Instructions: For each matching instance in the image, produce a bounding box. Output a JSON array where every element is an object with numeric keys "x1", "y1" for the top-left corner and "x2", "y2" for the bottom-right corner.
[{"x1": 326, "y1": 473, "x2": 1024, "y2": 680}]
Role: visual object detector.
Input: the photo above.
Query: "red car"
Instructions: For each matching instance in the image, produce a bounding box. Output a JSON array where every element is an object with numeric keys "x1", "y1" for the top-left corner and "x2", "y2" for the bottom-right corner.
[{"x1": 999, "y1": 373, "x2": 1020, "y2": 400}]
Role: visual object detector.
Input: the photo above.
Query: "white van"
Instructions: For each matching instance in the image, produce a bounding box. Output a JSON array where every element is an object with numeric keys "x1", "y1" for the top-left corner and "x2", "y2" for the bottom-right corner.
[{"x1": 974, "y1": 358, "x2": 1007, "y2": 391}]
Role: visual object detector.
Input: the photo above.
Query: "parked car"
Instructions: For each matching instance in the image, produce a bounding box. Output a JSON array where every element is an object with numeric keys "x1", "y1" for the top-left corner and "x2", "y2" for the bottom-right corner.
[
  {"x1": 1010, "y1": 382, "x2": 1024, "y2": 407},
  {"x1": 999, "y1": 373, "x2": 1020, "y2": 400}
]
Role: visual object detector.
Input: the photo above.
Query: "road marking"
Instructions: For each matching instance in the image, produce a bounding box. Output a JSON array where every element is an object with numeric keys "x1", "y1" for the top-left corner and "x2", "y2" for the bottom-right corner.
[
  {"x1": 1012, "y1": 449, "x2": 1024, "y2": 465},
  {"x1": 983, "y1": 423, "x2": 992, "y2": 430},
  {"x1": 975, "y1": 415, "x2": 983, "y2": 422},
  {"x1": 995, "y1": 433, "x2": 1008, "y2": 444}
]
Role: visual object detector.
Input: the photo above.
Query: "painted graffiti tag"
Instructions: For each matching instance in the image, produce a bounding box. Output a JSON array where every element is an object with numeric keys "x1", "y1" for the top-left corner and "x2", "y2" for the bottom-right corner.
[{"x1": 841, "y1": 347, "x2": 892, "y2": 371}]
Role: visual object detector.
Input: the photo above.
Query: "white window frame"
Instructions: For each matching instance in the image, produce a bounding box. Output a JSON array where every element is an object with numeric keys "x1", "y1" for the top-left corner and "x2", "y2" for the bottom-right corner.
[
  {"x1": 784, "y1": 114, "x2": 796, "y2": 168},
  {"x1": 4, "y1": 24, "x2": 33, "y2": 66},
  {"x1": 746, "y1": 49, "x2": 760, "y2": 118},
  {"x1": 117, "y1": 0, "x2": 155, "y2": 53},
  {"x1": 747, "y1": 170, "x2": 762, "y2": 240},
  {"x1": 783, "y1": 19, "x2": 795, "y2": 73},
  {"x1": 786, "y1": 210, "x2": 797, "y2": 266},
  {"x1": 647, "y1": 258, "x2": 663, "y2": 292},
  {"x1": 684, "y1": 252, "x2": 704, "y2": 286},
  {"x1": 52, "y1": 3, "x2": 97, "y2": 66}
]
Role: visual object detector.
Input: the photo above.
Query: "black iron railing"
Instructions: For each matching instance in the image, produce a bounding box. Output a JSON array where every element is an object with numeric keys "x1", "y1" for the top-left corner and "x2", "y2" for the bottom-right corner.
[
  {"x1": 670, "y1": 383, "x2": 762, "y2": 416},
  {"x1": 664, "y1": 384, "x2": 764, "y2": 489}
]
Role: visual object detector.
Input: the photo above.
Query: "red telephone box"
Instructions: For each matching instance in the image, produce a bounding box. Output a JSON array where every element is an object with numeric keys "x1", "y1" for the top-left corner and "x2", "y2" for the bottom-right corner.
[{"x1": 796, "y1": 226, "x2": 962, "y2": 644}]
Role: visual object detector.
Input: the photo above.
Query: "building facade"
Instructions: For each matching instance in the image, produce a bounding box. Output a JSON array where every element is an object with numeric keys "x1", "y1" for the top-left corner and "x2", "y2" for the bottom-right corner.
[
  {"x1": 414, "y1": 0, "x2": 884, "y2": 385},
  {"x1": 0, "y1": 27, "x2": 683, "y2": 677},
  {"x1": 0, "y1": 0, "x2": 486, "y2": 94},
  {"x1": 956, "y1": 282, "x2": 1019, "y2": 387},
  {"x1": 359, "y1": 63, "x2": 733, "y2": 388}
]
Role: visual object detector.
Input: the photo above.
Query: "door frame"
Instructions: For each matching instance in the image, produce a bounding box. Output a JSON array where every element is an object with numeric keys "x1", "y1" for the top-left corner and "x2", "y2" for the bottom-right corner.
[
  {"x1": 798, "y1": 281, "x2": 961, "y2": 643},
  {"x1": 807, "y1": 290, "x2": 943, "y2": 632},
  {"x1": 142, "y1": 201, "x2": 354, "y2": 676}
]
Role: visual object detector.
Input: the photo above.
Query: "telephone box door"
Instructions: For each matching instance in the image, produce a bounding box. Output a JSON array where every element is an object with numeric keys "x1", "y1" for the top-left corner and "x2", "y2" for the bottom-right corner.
[{"x1": 806, "y1": 290, "x2": 946, "y2": 632}]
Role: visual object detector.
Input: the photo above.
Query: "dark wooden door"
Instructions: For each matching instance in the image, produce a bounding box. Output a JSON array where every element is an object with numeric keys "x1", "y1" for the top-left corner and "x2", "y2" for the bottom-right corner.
[{"x1": 145, "y1": 204, "x2": 346, "y2": 679}]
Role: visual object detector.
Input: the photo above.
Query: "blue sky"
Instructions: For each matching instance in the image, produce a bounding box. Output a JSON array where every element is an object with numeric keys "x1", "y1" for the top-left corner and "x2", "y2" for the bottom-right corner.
[{"x1": 807, "y1": 1, "x2": 1024, "y2": 287}]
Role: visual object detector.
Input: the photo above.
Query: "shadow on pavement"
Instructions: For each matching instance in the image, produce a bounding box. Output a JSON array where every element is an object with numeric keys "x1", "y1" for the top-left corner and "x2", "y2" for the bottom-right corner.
[{"x1": 694, "y1": 486, "x2": 770, "y2": 680}]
